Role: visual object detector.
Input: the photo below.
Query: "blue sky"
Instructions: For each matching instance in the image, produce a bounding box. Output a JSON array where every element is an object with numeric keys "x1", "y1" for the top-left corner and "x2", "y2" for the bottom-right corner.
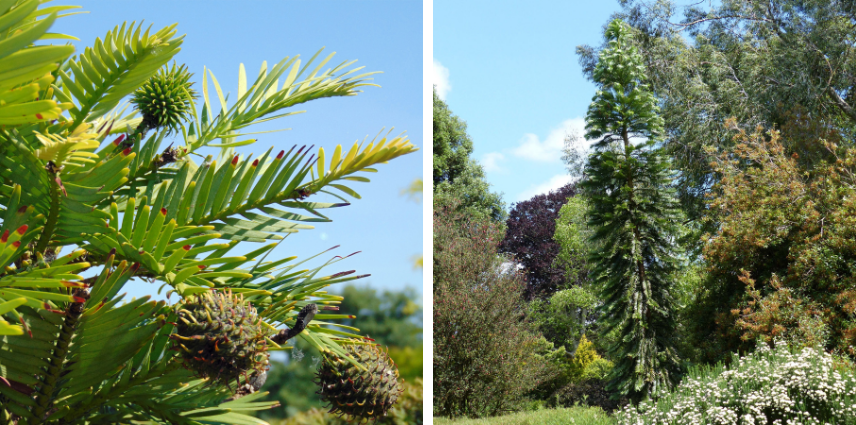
[
  {"x1": 434, "y1": 0, "x2": 620, "y2": 204},
  {"x1": 50, "y1": 1, "x2": 423, "y2": 300}
]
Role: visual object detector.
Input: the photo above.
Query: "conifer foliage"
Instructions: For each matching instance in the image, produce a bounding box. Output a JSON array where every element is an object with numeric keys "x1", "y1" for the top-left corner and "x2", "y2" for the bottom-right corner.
[
  {"x1": 0, "y1": 1, "x2": 416, "y2": 423},
  {"x1": 581, "y1": 19, "x2": 682, "y2": 402}
]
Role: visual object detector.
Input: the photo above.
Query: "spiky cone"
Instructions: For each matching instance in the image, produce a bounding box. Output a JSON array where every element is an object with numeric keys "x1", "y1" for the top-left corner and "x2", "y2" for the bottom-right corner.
[
  {"x1": 131, "y1": 62, "x2": 197, "y2": 134},
  {"x1": 316, "y1": 343, "x2": 402, "y2": 422},
  {"x1": 171, "y1": 289, "x2": 271, "y2": 389}
]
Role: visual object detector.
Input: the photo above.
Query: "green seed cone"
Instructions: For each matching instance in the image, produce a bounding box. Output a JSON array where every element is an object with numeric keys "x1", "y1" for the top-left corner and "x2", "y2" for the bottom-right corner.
[
  {"x1": 131, "y1": 62, "x2": 197, "y2": 134},
  {"x1": 316, "y1": 343, "x2": 402, "y2": 422},
  {"x1": 172, "y1": 290, "x2": 270, "y2": 388}
]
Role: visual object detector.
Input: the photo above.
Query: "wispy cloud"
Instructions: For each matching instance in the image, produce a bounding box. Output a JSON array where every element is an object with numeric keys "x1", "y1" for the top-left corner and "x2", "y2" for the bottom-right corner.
[
  {"x1": 432, "y1": 59, "x2": 451, "y2": 100},
  {"x1": 481, "y1": 152, "x2": 505, "y2": 173},
  {"x1": 511, "y1": 117, "x2": 588, "y2": 162},
  {"x1": 516, "y1": 174, "x2": 576, "y2": 201}
]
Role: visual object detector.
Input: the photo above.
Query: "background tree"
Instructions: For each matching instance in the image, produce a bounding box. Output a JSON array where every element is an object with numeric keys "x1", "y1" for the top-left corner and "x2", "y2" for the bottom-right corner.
[
  {"x1": 433, "y1": 89, "x2": 506, "y2": 221},
  {"x1": 553, "y1": 196, "x2": 596, "y2": 293},
  {"x1": 581, "y1": 19, "x2": 683, "y2": 401},
  {"x1": 690, "y1": 124, "x2": 856, "y2": 362},
  {"x1": 578, "y1": 0, "x2": 856, "y2": 252},
  {"x1": 499, "y1": 184, "x2": 577, "y2": 299},
  {"x1": 433, "y1": 197, "x2": 545, "y2": 418}
]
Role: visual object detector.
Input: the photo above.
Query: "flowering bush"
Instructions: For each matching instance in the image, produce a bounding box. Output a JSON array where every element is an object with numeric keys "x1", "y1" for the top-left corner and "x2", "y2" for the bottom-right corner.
[{"x1": 617, "y1": 340, "x2": 856, "y2": 424}]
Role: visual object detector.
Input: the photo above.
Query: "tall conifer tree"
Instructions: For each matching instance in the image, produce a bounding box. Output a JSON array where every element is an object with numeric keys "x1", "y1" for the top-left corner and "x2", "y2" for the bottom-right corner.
[{"x1": 581, "y1": 19, "x2": 681, "y2": 401}]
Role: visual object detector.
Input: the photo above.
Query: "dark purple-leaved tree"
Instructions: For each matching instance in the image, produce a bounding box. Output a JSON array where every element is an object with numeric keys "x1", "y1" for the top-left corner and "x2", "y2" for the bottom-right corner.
[{"x1": 500, "y1": 183, "x2": 577, "y2": 299}]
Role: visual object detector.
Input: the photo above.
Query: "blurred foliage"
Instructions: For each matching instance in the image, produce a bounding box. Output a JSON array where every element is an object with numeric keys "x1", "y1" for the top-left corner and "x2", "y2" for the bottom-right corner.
[
  {"x1": 389, "y1": 345, "x2": 423, "y2": 383},
  {"x1": 287, "y1": 379, "x2": 423, "y2": 425},
  {"x1": 402, "y1": 177, "x2": 424, "y2": 269},
  {"x1": 277, "y1": 378, "x2": 423, "y2": 425},
  {"x1": 336, "y1": 284, "x2": 423, "y2": 348},
  {"x1": 256, "y1": 284, "x2": 423, "y2": 420}
]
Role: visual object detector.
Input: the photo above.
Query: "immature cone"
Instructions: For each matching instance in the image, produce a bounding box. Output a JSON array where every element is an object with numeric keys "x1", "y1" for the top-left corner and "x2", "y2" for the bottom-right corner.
[
  {"x1": 316, "y1": 343, "x2": 402, "y2": 422},
  {"x1": 172, "y1": 290, "x2": 271, "y2": 388},
  {"x1": 131, "y1": 62, "x2": 197, "y2": 134}
]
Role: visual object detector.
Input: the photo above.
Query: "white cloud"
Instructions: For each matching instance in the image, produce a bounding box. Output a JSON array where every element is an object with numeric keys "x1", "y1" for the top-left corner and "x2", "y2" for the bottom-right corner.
[
  {"x1": 432, "y1": 59, "x2": 451, "y2": 100},
  {"x1": 512, "y1": 117, "x2": 591, "y2": 162},
  {"x1": 517, "y1": 174, "x2": 576, "y2": 201},
  {"x1": 481, "y1": 152, "x2": 505, "y2": 173}
]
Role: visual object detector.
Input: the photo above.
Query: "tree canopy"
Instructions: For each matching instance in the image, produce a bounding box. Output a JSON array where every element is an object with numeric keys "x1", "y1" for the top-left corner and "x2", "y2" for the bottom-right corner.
[
  {"x1": 578, "y1": 0, "x2": 856, "y2": 246},
  {"x1": 433, "y1": 89, "x2": 506, "y2": 221},
  {"x1": 499, "y1": 184, "x2": 577, "y2": 299}
]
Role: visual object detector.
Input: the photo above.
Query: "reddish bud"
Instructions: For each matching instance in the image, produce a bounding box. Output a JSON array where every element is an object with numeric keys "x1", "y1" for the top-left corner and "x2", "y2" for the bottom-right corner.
[
  {"x1": 348, "y1": 315, "x2": 356, "y2": 319},
  {"x1": 160, "y1": 207, "x2": 167, "y2": 216},
  {"x1": 73, "y1": 296, "x2": 86, "y2": 303},
  {"x1": 183, "y1": 245, "x2": 191, "y2": 251},
  {"x1": 252, "y1": 159, "x2": 259, "y2": 167},
  {"x1": 122, "y1": 147, "x2": 132, "y2": 156},
  {"x1": 108, "y1": 248, "x2": 116, "y2": 257},
  {"x1": 276, "y1": 150, "x2": 285, "y2": 160},
  {"x1": 16, "y1": 225, "x2": 27, "y2": 235},
  {"x1": 231, "y1": 155, "x2": 239, "y2": 165},
  {"x1": 11, "y1": 241, "x2": 20, "y2": 248},
  {"x1": 16, "y1": 206, "x2": 27, "y2": 214},
  {"x1": 198, "y1": 265, "x2": 206, "y2": 270},
  {"x1": 112, "y1": 134, "x2": 126, "y2": 146},
  {"x1": 1, "y1": 230, "x2": 8, "y2": 243},
  {"x1": 35, "y1": 113, "x2": 43, "y2": 120},
  {"x1": 363, "y1": 337, "x2": 376, "y2": 342},
  {"x1": 129, "y1": 262, "x2": 141, "y2": 273}
]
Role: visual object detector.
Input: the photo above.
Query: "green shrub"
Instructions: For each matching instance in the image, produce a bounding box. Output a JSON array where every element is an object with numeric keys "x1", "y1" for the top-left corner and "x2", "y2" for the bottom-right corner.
[
  {"x1": 617, "y1": 340, "x2": 856, "y2": 424},
  {"x1": 581, "y1": 357, "x2": 614, "y2": 381},
  {"x1": 434, "y1": 198, "x2": 546, "y2": 418}
]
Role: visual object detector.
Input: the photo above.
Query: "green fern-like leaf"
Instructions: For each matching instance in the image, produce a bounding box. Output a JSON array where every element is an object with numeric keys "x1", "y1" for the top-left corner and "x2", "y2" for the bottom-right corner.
[{"x1": 57, "y1": 21, "x2": 184, "y2": 129}]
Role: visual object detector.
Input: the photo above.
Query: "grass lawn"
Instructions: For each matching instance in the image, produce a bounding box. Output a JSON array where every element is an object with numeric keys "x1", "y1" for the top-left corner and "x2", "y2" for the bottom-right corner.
[{"x1": 434, "y1": 407, "x2": 617, "y2": 425}]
